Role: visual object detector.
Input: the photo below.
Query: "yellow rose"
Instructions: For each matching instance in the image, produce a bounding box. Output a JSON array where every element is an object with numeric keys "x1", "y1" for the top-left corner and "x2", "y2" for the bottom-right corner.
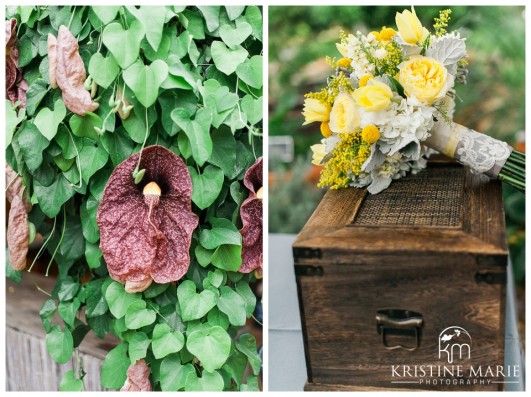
[
  {"x1": 329, "y1": 92, "x2": 361, "y2": 134},
  {"x1": 352, "y1": 80, "x2": 393, "y2": 112},
  {"x1": 395, "y1": 8, "x2": 429, "y2": 45},
  {"x1": 302, "y1": 98, "x2": 331, "y2": 125},
  {"x1": 397, "y1": 55, "x2": 453, "y2": 105},
  {"x1": 310, "y1": 144, "x2": 326, "y2": 165}
]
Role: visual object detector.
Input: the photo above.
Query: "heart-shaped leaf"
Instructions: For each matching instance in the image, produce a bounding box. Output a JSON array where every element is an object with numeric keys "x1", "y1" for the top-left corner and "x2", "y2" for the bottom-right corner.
[
  {"x1": 126, "y1": 6, "x2": 166, "y2": 51},
  {"x1": 33, "y1": 174, "x2": 75, "y2": 218},
  {"x1": 200, "y1": 218, "x2": 242, "y2": 249},
  {"x1": 177, "y1": 280, "x2": 217, "y2": 321},
  {"x1": 88, "y1": 53, "x2": 120, "y2": 89},
  {"x1": 125, "y1": 300, "x2": 156, "y2": 329},
  {"x1": 123, "y1": 59, "x2": 168, "y2": 108},
  {"x1": 219, "y1": 21, "x2": 252, "y2": 48},
  {"x1": 92, "y1": 6, "x2": 121, "y2": 25},
  {"x1": 217, "y1": 286, "x2": 246, "y2": 326},
  {"x1": 236, "y1": 55, "x2": 263, "y2": 89},
  {"x1": 46, "y1": 326, "x2": 74, "y2": 364},
  {"x1": 34, "y1": 99, "x2": 66, "y2": 141},
  {"x1": 186, "y1": 325, "x2": 231, "y2": 372},
  {"x1": 128, "y1": 332, "x2": 150, "y2": 363},
  {"x1": 241, "y1": 95, "x2": 263, "y2": 126},
  {"x1": 69, "y1": 112, "x2": 102, "y2": 141},
  {"x1": 185, "y1": 370, "x2": 224, "y2": 391},
  {"x1": 160, "y1": 356, "x2": 194, "y2": 391},
  {"x1": 189, "y1": 165, "x2": 224, "y2": 210},
  {"x1": 210, "y1": 41, "x2": 249, "y2": 75},
  {"x1": 225, "y1": 6, "x2": 245, "y2": 21},
  {"x1": 78, "y1": 139, "x2": 109, "y2": 184},
  {"x1": 102, "y1": 20, "x2": 145, "y2": 69},
  {"x1": 211, "y1": 244, "x2": 242, "y2": 271},
  {"x1": 101, "y1": 343, "x2": 129, "y2": 389},
  {"x1": 171, "y1": 107, "x2": 213, "y2": 166},
  {"x1": 151, "y1": 323, "x2": 185, "y2": 359},
  {"x1": 105, "y1": 281, "x2": 141, "y2": 319}
]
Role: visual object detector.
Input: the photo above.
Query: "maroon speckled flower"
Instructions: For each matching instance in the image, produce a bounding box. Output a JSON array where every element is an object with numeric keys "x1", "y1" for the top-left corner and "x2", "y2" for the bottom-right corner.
[
  {"x1": 97, "y1": 145, "x2": 198, "y2": 293},
  {"x1": 120, "y1": 359, "x2": 152, "y2": 391},
  {"x1": 6, "y1": 18, "x2": 27, "y2": 107},
  {"x1": 239, "y1": 157, "x2": 263, "y2": 275}
]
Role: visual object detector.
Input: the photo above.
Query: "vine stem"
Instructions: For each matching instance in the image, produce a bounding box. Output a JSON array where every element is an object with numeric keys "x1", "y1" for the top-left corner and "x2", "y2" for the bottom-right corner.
[
  {"x1": 134, "y1": 107, "x2": 150, "y2": 175},
  {"x1": 65, "y1": 124, "x2": 83, "y2": 188},
  {"x1": 28, "y1": 215, "x2": 57, "y2": 272},
  {"x1": 67, "y1": 6, "x2": 76, "y2": 30},
  {"x1": 34, "y1": 283, "x2": 52, "y2": 297},
  {"x1": 46, "y1": 206, "x2": 66, "y2": 276}
]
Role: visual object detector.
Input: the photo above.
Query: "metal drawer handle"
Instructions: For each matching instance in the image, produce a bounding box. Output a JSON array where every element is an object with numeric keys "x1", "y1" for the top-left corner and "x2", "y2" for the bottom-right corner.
[{"x1": 376, "y1": 309, "x2": 424, "y2": 351}]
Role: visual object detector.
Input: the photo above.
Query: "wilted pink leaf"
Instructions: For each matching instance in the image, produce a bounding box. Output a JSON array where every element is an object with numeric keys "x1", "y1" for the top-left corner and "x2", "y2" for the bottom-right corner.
[
  {"x1": 120, "y1": 359, "x2": 152, "y2": 392},
  {"x1": 54, "y1": 26, "x2": 99, "y2": 115},
  {"x1": 6, "y1": 163, "x2": 32, "y2": 212},
  {"x1": 7, "y1": 195, "x2": 29, "y2": 271},
  {"x1": 239, "y1": 157, "x2": 263, "y2": 275},
  {"x1": 48, "y1": 33, "x2": 57, "y2": 89},
  {"x1": 97, "y1": 145, "x2": 198, "y2": 293}
]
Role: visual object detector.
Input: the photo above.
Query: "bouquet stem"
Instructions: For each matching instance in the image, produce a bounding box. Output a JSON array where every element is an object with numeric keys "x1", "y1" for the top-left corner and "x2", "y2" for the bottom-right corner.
[{"x1": 498, "y1": 150, "x2": 525, "y2": 193}]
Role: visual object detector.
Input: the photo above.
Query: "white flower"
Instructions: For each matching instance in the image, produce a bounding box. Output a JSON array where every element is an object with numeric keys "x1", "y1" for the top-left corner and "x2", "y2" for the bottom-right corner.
[{"x1": 374, "y1": 48, "x2": 387, "y2": 59}]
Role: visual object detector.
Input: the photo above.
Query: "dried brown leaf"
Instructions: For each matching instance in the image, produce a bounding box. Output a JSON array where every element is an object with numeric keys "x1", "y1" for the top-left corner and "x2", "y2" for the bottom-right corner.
[
  {"x1": 97, "y1": 146, "x2": 198, "y2": 291},
  {"x1": 48, "y1": 33, "x2": 57, "y2": 89},
  {"x1": 120, "y1": 359, "x2": 152, "y2": 392},
  {"x1": 6, "y1": 18, "x2": 26, "y2": 107},
  {"x1": 7, "y1": 195, "x2": 29, "y2": 271},
  {"x1": 6, "y1": 163, "x2": 32, "y2": 212},
  {"x1": 55, "y1": 26, "x2": 99, "y2": 115},
  {"x1": 239, "y1": 157, "x2": 263, "y2": 274}
]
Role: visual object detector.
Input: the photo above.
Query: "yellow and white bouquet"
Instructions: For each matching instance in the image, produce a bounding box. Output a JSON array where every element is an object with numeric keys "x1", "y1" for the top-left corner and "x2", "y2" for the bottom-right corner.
[{"x1": 303, "y1": 8, "x2": 469, "y2": 193}]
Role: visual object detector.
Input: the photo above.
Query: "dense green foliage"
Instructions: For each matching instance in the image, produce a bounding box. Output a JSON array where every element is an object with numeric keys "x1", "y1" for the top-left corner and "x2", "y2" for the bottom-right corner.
[{"x1": 6, "y1": 5, "x2": 262, "y2": 391}]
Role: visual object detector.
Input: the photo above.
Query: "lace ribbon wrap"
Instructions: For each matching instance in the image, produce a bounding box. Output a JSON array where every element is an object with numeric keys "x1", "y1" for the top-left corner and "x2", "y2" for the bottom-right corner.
[{"x1": 425, "y1": 121, "x2": 512, "y2": 178}]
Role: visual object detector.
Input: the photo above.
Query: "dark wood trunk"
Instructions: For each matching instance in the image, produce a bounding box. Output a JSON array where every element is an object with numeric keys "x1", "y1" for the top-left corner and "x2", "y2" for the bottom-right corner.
[{"x1": 293, "y1": 162, "x2": 507, "y2": 391}]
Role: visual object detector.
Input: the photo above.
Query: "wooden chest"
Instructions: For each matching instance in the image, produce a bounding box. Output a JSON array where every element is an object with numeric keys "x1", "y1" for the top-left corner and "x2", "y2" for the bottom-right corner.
[{"x1": 292, "y1": 162, "x2": 509, "y2": 391}]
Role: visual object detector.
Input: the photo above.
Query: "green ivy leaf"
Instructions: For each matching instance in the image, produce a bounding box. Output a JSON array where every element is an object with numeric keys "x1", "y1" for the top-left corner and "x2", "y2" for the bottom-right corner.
[
  {"x1": 241, "y1": 95, "x2": 263, "y2": 126},
  {"x1": 207, "y1": 307, "x2": 230, "y2": 330},
  {"x1": 126, "y1": 6, "x2": 166, "y2": 52},
  {"x1": 39, "y1": 298, "x2": 57, "y2": 333},
  {"x1": 80, "y1": 195, "x2": 100, "y2": 243},
  {"x1": 34, "y1": 99, "x2": 66, "y2": 141},
  {"x1": 151, "y1": 323, "x2": 185, "y2": 359},
  {"x1": 58, "y1": 216, "x2": 85, "y2": 262},
  {"x1": 217, "y1": 286, "x2": 247, "y2": 326},
  {"x1": 55, "y1": 124, "x2": 84, "y2": 160},
  {"x1": 125, "y1": 300, "x2": 156, "y2": 329},
  {"x1": 102, "y1": 20, "x2": 145, "y2": 69},
  {"x1": 211, "y1": 244, "x2": 242, "y2": 272},
  {"x1": 100, "y1": 127, "x2": 135, "y2": 166},
  {"x1": 185, "y1": 370, "x2": 224, "y2": 391},
  {"x1": 189, "y1": 165, "x2": 224, "y2": 210},
  {"x1": 33, "y1": 174, "x2": 75, "y2": 218},
  {"x1": 236, "y1": 281, "x2": 256, "y2": 317},
  {"x1": 195, "y1": 245, "x2": 214, "y2": 267},
  {"x1": 171, "y1": 108, "x2": 213, "y2": 166},
  {"x1": 236, "y1": 333, "x2": 261, "y2": 375},
  {"x1": 243, "y1": 6, "x2": 262, "y2": 42},
  {"x1": 17, "y1": 121, "x2": 50, "y2": 172},
  {"x1": 88, "y1": 53, "x2": 120, "y2": 89},
  {"x1": 69, "y1": 112, "x2": 103, "y2": 141},
  {"x1": 177, "y1": 280, "x2": 217, "y2": 321},
  {"x1": 85, "y1": 242, "x2": 102, "y2": 269},
  {"x1": 53, "y1": 276, "x2": 80, "y2": 301},
  {"x1": 58, "y1": 298, "x2": 81, "y2": 328},
  {"x1": 6, "y1": 100, "x2": 25, "y2": 147},
  {"x1": 123, "y1": 59, "x2": 169, "y2": 108},
  {"x1": 25, "y1": 78, "x2": 48, "y2": 116},
  {"x1": 160, "y1": 355, "x2": 194, "y2": 391},
  {"x1": 101, "y1": 342, "x2": 129, "y2": 389},
  {"x1": 59, "y1": 370, "x2": 84, "y2": 391},
  {"x1": 92, "y1": 6, "x2": 121, "y2": 24},
  {"x1": 207, "y1": 269, "x2": 224, "y2": 288},
  {"x1": 200, "y1": 79, "x2": 239, "y2": 128},
  {"x1": 46, "y1": 325, "x2": 74, "y2": 364},
  {"x1": 200, "y1": 218, "x2": 242, "y2": 249},
  {"x1": 78, "y1": 139, "x2": 109, "y2": 184},
  {"x1": 128, "y1": 331, "x2": 151, "y2": 363},
  {"x1": 186, "y1": 325, "x2": 231, "y2": 372},
  {"x1": 240, "y1": 375, "x2": 260, "y2": 391},
  {"x1": 208, "y1": 128, "x2": 238, "y2": 178},
  {"x1": 210, "y1": 41, "x2": 249, "y2": 75},
  {"x1": 197, "y1": 6, "x2": 221, "y2": 32},
  {"x1": 105, "y1": 281, "x2": 142, "y2": 319},
  {"x1": 236, "y1": 55, "x2": 263, "y2": 89},
  {"x1": 219, "y1": 20, "x2": 252, "y2": 48},
  {"x1": 85, "y1": 279, "x2": 108, "y2": 318},
  {"x1": 225, "y1": 6, "x2": 245, "y2": 21}
]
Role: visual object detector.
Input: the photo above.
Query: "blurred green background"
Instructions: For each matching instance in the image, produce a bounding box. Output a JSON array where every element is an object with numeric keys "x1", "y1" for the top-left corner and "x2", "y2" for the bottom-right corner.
[{"x1": 268, "y1": 6, "x2": 525, "y2": 285}]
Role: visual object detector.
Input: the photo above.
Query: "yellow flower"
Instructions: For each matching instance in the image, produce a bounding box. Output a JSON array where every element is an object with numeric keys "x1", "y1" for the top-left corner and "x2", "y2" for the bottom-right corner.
[
  {"x1": 379, "y1": 27, "x2": 397, "y2": 42},
  {"x1": 397, "y1": 55, "x2": 453, "y2": 105},
  {"x1": 359, "y1": 75, "x2": 374, "y2": 87},
  {"x1": 395, "y1": 7, "x2": 430, "y2": 45},
  {"x1": 353, "y1": 80, "x2": 393, "y2": 112},
  {"x1": 362, "y1": 125, "x2": 380, "y2": 144},
  {"x1": 337, "y1": 58, "x2": 352, "y2": 68},
  {"x1": 320, "y1": 122, "x2": 333, "y2": 138},
  {"x1": 302, "y1": 98, "x2": 331, "y2": 125},
  {"x1": 329, "y1": 92, "x2": 361, "y2": 134},
  {"x1": 310, "y1": 144, "x2": 326, "y2": 165},
  {"x1": 370, "y1": 31, "x2": 381, "y2": 41}
]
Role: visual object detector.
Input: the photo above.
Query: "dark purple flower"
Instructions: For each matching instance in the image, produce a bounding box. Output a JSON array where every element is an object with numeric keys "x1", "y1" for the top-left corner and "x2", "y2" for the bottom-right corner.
[{"x1": 97, "y1": 145, "x2": 198, "y2": 292}]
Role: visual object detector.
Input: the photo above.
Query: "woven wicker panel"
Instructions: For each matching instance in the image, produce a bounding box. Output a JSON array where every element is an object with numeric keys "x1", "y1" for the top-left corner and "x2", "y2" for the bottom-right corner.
[{"x1": 353, "y1": 166, "x2": 463, "y2": 227}]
